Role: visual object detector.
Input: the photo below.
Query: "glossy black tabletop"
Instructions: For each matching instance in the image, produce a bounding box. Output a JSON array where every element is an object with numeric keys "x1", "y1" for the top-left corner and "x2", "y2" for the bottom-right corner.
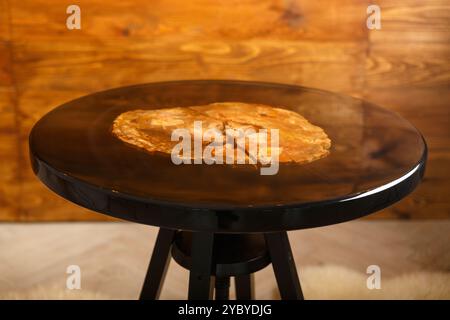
[{"x1": 29, "y1": 80, "x2": 426, "y2": 232}]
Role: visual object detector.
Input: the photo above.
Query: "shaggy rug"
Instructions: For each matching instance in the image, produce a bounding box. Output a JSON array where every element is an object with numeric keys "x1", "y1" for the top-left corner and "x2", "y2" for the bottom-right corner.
[{"x1": 1, "y1": 265, "x2": 449, "y2": 300}]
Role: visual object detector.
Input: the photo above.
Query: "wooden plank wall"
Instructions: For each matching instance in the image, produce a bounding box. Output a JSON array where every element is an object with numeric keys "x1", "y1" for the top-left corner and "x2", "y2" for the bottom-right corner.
[{"x1": 0, "y1": 0, "x2": 448, "y2": 221}]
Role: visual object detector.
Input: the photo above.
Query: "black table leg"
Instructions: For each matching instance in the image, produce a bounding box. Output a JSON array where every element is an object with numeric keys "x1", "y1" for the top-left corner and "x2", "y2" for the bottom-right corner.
[
  {"x1": 215, "y1": 276, "x2": 230, "y2": 300},
  {"x1": 188, "y1": 232, "x2": 215, "y2": 300},
  {"x1": 264, "y1": 232, "x2": 304, "y2": 300},
  {"x1": 235, "y1": 274, "x2": 254, "y2": 300},
  {"x1": 139, "y1": 228, "x2": 176, "y2": 300}
]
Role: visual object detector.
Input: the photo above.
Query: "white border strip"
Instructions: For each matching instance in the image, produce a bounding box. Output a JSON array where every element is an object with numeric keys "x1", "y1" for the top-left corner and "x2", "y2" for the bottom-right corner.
[{"x1": 340, "y1": 163, "x2": 422, "y2": 202}]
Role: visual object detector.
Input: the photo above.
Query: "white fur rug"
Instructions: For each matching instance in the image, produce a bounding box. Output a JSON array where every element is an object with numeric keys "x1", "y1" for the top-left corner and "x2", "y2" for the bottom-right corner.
[
  {"x1": 2, "y1": 265, "x2": 449, "y2": 300},
  {"x1": 300, "y1": 265, "x2": 450, "y2": 300}
]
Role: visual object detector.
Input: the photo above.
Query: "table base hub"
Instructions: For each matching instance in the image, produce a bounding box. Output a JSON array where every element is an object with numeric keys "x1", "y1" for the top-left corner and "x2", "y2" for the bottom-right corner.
[{"x1": 140, "y1": 228, "x2": 304, "y2": 300}]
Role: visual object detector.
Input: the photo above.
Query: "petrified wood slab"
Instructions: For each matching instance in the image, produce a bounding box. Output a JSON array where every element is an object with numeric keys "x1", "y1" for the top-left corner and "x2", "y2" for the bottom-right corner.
[{"x1": 112, "y1": 102, "x2": 331, "y2": 164}]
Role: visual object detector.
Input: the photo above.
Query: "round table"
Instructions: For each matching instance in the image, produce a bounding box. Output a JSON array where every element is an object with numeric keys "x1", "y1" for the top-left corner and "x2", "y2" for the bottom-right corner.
[{"x1": 29, "y1": 80, "x2": 427, "y2": 300}]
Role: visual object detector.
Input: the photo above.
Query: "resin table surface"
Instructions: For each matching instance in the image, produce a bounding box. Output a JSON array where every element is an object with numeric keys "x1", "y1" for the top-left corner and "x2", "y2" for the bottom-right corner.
[{"x1": 29, "y1": 80, "x2": 426, "y2": 232}]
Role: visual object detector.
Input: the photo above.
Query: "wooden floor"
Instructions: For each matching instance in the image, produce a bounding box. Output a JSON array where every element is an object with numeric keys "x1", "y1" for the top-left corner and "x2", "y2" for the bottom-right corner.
[{"x1": 0, "y1": 221, "x2": 449, "y2": 299}]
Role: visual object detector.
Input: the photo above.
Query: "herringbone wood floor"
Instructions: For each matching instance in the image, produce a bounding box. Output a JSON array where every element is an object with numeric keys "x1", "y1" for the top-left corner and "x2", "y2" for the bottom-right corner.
[{"x1": 0, "y1": 221, "x2": 449, "y2": 299}]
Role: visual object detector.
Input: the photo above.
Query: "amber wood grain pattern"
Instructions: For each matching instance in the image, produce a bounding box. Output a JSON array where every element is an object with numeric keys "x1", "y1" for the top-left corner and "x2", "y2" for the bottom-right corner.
[
  {"x1": 0, "y1": 0, "x2": 20, "y2": 220},
  {"x1": 364, "y1": 0, "x2": 450, "y2": 219},
  {"x1": 0, "y1": 0, "x2": 448, "y2": 221}
]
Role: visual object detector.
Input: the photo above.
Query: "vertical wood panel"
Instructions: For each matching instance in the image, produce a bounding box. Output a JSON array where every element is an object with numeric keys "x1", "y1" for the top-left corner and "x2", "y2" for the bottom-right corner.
[
  {"x1": 365, "y1": 0, "x2": 450, "y2": 219},
  {"x1": 0, "y1": 0, "x2": 448, "y2": 220},
  {"x1": 0, "y1": 0, "x2": 20, "y2": 220}
]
